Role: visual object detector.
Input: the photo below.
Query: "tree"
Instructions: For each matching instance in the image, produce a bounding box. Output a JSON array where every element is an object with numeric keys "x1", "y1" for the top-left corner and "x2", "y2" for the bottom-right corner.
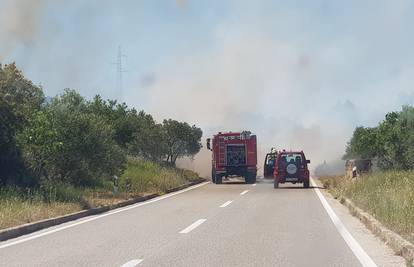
[
  {"x1": 127, "y1": 111, "x2": 167, "y2": 162},
  {"x1": 343, "y1": 126, "x2": 378, "y2": 160},
  {"x1": 162, "y1": 119, "x2": 202, "y2": 165},
  {"x1": 344, "y1": 106, "x2": 414, "y2": 171},
  {"x1": 18, "y1": 90, "x2": 126, "y2": 186},
  {"x1": 0, "y1": 63, "x2": 44, "y2": 185},
  {"x1": 376, "y1": 108, "x2": 414, "y2": 170},
  {"x1": 87, "y1": 95, "x2": 139, "y2": 148}
]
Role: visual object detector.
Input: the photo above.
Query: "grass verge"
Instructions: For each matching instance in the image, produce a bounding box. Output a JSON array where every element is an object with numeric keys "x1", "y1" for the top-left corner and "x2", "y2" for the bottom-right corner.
[
  {"x1": 0, "y1": 158, "x2": 201, "y2": 230},
  {"x1": 319, "y1": 171, "x2": 414, "y2": 244}
]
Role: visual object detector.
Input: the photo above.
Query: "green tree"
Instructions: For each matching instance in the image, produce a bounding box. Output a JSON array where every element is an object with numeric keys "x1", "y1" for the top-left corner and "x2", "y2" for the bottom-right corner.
[
  {"x1": 87, "y1": 96, "x2": 139, "y2": 148},
  {"x1": 344, "y1": 126, "x2": 378, "y2": 160},
  {"x1": 18, "y1": 90, "x2": 126, "y2": 186},
  {"x1": 127, "y1": 111, "x2": 167, "y2": 162},
  {"x1": 162, "y1": 119, "x2": 202, "y2": 165},
  {"x1": 398, "y1": 106, "x2": 414, "y2": 169},
  {"x1": 345, "y1": 106, "x2": 414, "y2": 171},
  {"x1": 0, "y1": 63, "x2": 44, "y2": 185},
  {"x1": 376, "y1": 108, "x2": 414, "y2": 170}
]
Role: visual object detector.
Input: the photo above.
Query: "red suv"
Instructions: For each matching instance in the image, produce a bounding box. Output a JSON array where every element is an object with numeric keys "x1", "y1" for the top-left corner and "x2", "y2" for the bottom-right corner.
[{"x1": 273, "y1": 150, "x2": 310, "y2": 188}]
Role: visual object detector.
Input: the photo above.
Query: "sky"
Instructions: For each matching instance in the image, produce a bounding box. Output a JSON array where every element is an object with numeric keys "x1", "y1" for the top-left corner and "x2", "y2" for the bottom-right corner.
[{"x1": 1, "y1": 0, "x2": 414, "y2": 176}]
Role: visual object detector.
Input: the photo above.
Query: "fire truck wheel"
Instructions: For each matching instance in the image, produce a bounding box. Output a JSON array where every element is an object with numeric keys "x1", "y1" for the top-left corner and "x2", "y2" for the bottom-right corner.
[
  {"x1": 215, "y1": 175, "x2": 222, "y2": 184},
  {"x1": 211, "y1": 168, "x2": 216, "y2": 183},
  {"x1": 245, "y1": 172, "x2": 256, "y2": 184}
]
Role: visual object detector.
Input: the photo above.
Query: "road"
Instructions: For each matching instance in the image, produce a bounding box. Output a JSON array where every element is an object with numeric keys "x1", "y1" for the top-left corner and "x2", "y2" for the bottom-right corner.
[{"x1": 0, "y1": 179, "x2": 406, "y2": 267}]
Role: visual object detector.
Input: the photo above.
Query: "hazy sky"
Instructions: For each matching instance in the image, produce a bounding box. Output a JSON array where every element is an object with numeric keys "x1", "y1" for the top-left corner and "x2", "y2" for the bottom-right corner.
[{"x1": 1, "y1": 0, "x2": 414, "y2": 175}]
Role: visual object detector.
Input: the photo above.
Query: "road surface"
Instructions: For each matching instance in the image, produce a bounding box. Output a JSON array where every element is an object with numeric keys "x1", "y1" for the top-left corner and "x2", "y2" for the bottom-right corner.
[{"x1": 0, "y1": 179, "x2": 405, "y2": 267}]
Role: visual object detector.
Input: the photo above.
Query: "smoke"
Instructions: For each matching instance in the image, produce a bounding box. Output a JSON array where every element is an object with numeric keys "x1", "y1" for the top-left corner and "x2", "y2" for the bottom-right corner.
[
  {"x1": 175, "y1": 0, "x2": 187, "y2": 10},
  {"x1": 0, "y1": 0, "x2": 47, "y2": 61},
  {"x1": 1, "y1": 1, "x2": 413, "y2": 177},
  {"x1": 141, "y1": 1, "x2": 414, "y2": 177},
  {"x1": 141, "y1": 27, "x2": 347, "y2": 176}
]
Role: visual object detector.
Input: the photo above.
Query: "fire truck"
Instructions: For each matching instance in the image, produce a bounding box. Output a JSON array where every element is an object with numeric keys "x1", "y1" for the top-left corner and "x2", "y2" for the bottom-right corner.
[{"x1": 206, "y1": 131, "x2": 257, "y2": 184}]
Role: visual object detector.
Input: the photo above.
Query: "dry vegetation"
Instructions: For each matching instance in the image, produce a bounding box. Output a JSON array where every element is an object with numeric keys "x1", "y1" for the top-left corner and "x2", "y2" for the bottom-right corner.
[
  {"x1": 320, "y1": 171, "x2": 414, "y2": 244},
  {"x1": 0, "y1": 158, "x2": 200, "y2": 230}
]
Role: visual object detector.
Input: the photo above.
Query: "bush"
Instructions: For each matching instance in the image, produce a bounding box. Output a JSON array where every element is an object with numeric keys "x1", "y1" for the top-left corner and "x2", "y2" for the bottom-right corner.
[
  {"x1": 0, "y1": 63, "x2": 44, "y2": 186},
  {"x1": 18, "y1": 90, "x2": 126, "y2": 187},
  {"x1": 39, "y1": 180, "x2": 84, "y2": 203},
  {"x1": 1, "y1": 63, "x2": 202, "y2": 191},
  {"x1": 120, "y1": 158, "x2": 199, "y2": 194},
  {"x1": 344, "y1": 106, "x2": 414, "y2": 171}
]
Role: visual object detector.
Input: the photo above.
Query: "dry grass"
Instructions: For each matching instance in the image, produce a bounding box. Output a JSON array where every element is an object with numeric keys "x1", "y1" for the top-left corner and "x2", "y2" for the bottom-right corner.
[
  {"x1": 0, "y1": 188, "x2": 82, "y2": 230},
  {"x1": 119, "y1": 158, "x2": 199, "y2": 194},
  {"x1": 319, "y1": 171, "x2": 414, "y2": 244},
  {"x1": 0, "y1": 159, "x2": 200, "y2": 230}
]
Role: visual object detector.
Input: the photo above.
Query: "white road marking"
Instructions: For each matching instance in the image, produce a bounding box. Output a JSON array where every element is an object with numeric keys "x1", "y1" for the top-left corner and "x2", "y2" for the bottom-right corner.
[
  {"x1": 179, "y1": 219, "x2": 207, "y2": 234},
  {"x1": 219, "y1": 200, "x2": 233, "y2": 208},
  {"x1": 0, "y1": 182, "x2": 209, "y2": 249},
  {"x1": 252, "y1": 183, "x2": 257, "y2": 186},
  {"x1": 310, "y1": 178, "x2": 377, "y2": 267},
  {"x1": 240, "y1": 190, "x2": 249, "y2": 195},
  {"x1": 120, "y1": 259, "x2": 143, "y2": 267}
]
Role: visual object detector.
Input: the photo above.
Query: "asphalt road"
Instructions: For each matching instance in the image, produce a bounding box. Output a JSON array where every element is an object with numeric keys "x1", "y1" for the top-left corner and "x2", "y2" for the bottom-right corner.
[{"x1": 0, "y1": 179, "x2": 406, "y2": 267}]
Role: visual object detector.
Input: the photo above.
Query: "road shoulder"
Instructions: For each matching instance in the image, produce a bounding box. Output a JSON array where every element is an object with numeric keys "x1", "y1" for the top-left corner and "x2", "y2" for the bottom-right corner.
[
  {"x1": 316, "y1": 182, "x2": 406, "y2": 267},
  {"x1": 0, "y1": 178, "x2": 207, "y2": 242}
]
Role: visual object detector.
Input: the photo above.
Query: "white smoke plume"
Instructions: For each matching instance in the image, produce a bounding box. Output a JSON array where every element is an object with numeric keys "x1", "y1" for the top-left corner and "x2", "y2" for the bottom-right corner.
[{"x1": 1, "y1": 1, "x2": 413, "y2": 177}]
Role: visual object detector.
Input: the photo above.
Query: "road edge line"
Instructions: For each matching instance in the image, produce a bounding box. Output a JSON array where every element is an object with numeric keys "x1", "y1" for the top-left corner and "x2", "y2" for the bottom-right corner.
[
  {"x1": 310, "y1": 178, "x2": 377, "y2": 267},
  {"x1": 340, "y1": 196, "x2": 414, "y2": 264}
]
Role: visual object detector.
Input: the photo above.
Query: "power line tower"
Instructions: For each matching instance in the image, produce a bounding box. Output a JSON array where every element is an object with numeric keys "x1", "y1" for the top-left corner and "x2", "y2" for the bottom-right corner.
[{"x1": 113, "y1": 45, "x2": 127, "y2": 101}]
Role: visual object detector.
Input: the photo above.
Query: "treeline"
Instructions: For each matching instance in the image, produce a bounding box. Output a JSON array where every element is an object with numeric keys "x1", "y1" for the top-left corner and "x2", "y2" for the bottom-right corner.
[
  {"x1": 344, "y1": 105, "x2": 414, "y2": 170},
  {"x1": 0, "y1": 63, "x2": 202, "y2": 187}
]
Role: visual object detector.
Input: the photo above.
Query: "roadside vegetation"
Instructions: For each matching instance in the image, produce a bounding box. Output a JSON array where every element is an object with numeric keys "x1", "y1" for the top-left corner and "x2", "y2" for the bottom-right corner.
[
  {"x1": 0, "y1": 63, "x2": 203, "y2": 230},
  {"x1": 343, "y1": 105, "x2": 414, "y2": 169},
  {"x1": 320, "y1": 105, "x2": 414, "y2": 244},
  {"x1": 0, "y1": 158, "x2": 200, "y2": 230},
  {"x1": 320, "y1": 172, "x2": 414, "y2": 244}
]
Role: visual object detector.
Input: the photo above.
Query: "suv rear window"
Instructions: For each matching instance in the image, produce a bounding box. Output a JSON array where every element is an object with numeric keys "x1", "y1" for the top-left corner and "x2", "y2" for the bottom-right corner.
[{"x1": 279, "y1": 153, "x2": 303, "y2": 166}]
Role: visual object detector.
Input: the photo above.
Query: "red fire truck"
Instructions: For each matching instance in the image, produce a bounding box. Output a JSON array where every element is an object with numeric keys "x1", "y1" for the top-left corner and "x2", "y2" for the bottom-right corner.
[{"x1": 206, "y1": 131, "x2": 257, "y2": 184}]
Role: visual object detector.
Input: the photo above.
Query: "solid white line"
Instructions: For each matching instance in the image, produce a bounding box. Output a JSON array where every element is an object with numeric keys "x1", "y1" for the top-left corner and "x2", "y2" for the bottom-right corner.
[
  {"x1": 120, "y1": 259, "x2": 143, "y2": 267},
  {"x1": 219, "y1": 200, "x2": 233, "y2": 208},
  {"x1": 0, "y1": 182, "x2": 209, "y2": 249},
  {"x1": 179, "y1": 219, "x2": 206, "y2": 234},
  {"x1": 240, "y1": 190, "x2": 249, "y2": 195},
  {"x1": 310, "y1": 178, "x2": 377, "y2": 267}
]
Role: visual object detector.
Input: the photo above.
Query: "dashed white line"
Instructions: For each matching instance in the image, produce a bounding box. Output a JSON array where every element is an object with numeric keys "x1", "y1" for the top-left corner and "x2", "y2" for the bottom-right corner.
[
  {"x1": 310, "y1": 178, "x2": 377, "y2": 267},
  {"x1": 252, "y1": 183, "x2": 257, "y2": 186},
  {"x1": 240, "y1": 190, "x2": 249, "y2": 195},
  {"x1": 120, "y1": 259, "x2": 144, "y2": 267},
  {"x1": 179, "y1": 219, "x2": 207, "y2": 234},
  {"x1": 219, "y1": 200, "x2": 233, "y2": 208},
  {"x1": 0, "y1": 182, "x2": 209, "y2": 249}
]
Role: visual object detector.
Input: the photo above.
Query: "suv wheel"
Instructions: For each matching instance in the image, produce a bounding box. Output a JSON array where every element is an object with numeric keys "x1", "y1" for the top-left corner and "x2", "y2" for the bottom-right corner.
[{"x1": 303, "y1": 180, "x2": 310, "y2": 188}]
